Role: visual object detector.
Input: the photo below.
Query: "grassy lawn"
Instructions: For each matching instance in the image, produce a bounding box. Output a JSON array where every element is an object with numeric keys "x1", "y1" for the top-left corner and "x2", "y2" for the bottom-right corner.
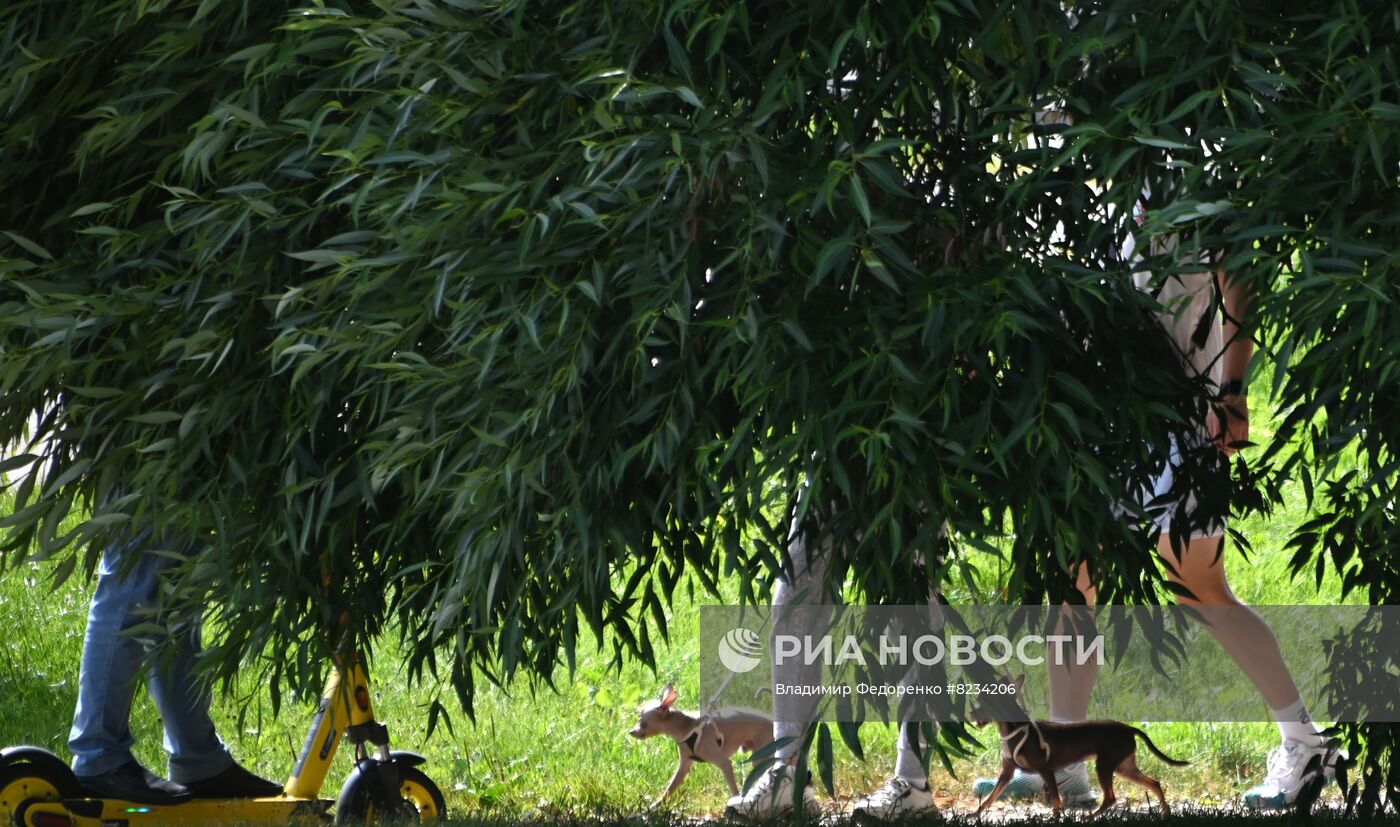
[
  {"x1": 0, "y1": 501, "x2": 1361, "y2": 821},
  {"x1": 0, "y1": 387, "x2": 1372, "y2": 822}
]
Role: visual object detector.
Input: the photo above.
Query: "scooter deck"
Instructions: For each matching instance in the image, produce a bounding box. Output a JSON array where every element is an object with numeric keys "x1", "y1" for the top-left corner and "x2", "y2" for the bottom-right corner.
[{"x1": 23, "y1": 796, "x2": 333, "y2": 827}]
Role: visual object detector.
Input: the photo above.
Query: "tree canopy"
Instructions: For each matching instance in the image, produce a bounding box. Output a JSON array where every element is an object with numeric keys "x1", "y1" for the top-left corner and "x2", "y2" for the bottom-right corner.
[{"x1": 1, "y1": 0, "x2": 1396, "y2": 811}]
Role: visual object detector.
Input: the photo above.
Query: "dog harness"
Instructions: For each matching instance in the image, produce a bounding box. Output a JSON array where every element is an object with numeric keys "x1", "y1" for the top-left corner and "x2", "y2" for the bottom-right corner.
[
  {"x1": 1002, "y1": 721, "x2": 1051, "y2": 768},
  {"x1": 681, "y1": 723, "x2": 724, "y2": 763}
]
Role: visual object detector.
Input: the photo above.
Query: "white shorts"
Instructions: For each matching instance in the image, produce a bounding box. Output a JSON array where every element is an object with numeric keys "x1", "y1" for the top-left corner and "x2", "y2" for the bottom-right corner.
[{"x1": 1119, "y1": 432, "x2": 1228, "y2": 541}]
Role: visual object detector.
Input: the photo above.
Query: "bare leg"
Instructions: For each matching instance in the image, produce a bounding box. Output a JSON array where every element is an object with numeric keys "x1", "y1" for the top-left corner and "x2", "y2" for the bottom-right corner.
[
  {"x1": 1162, "y1": 534, "x2": 1304, "y2": 710},
  {"x1": 1061, "y1": 536, "x2": 1309, "y2": 713},
  {"x1": 1048, "y1": 564, "x2": 1099, "y2": 722}
]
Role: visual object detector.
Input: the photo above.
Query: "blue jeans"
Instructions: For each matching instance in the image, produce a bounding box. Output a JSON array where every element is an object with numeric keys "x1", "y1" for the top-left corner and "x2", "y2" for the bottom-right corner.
[{"x1": 68, "y1": 539, "x2": 234, "y2": 783}]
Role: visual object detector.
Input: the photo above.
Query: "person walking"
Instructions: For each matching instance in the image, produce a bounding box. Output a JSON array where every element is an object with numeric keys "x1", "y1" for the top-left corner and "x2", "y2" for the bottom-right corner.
[{"x1": 971, "y1": 193, "x2": 1336, "y2": 811}]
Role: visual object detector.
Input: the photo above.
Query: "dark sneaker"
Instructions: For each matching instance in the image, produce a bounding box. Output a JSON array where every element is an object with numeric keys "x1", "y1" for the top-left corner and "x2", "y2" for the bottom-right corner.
[
  {"x1": 76, "y1": 760, "x2": 192, "y2": 804},
  {"x1": 181, "y1": 762, "x2": 284, "y2": 799}
]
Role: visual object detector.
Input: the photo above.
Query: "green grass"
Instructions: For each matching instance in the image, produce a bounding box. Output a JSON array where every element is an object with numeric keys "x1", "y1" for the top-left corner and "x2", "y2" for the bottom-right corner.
[
  {"x1": 0, "y1": 521, "x2": 1360, "y2": 820},
  {"x1": 0, "y1": 383, "x2": 1370, "y2": 821}
]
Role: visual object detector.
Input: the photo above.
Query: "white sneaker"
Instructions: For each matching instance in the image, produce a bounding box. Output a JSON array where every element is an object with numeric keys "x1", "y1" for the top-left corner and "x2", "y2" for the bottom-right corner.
[
  {"x1": 1243, "y1": 739, "x2": 1342, "y2": 810},
  {"x1": 851, "y1": 776, "x2": 939, "y2": 821},
  {"x1": 972, "y1": 762, "x2": 1097, "y2": 808},
  {"x1": 724, "y1": 763, "x2": 820, "y2": 821}
]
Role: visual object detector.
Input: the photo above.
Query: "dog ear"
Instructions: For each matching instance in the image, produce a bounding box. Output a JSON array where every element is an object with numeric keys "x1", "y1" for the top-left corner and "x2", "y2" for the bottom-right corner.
[
  {"x1": 1012, "y1": 674, "x2": 1026, "y2": 694},
  {"x1": 660, "y1": 682, "x2": 679, "y2": 709}
]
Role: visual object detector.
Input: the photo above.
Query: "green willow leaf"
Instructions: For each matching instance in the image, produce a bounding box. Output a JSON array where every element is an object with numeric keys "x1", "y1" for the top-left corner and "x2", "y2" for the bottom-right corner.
[{"x1": 0, "y1": 3, "x2": 1395, "y2": 807}]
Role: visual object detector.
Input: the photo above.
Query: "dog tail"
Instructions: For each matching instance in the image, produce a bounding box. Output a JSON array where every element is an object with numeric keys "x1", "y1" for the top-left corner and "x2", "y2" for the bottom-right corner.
[{"x1": 1131, "y1": 727, "x2": 1190, "y2": 766}]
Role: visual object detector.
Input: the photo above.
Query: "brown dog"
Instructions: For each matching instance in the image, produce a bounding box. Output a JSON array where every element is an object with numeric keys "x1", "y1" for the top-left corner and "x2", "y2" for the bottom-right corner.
[
  {"x1": 971, "y1": 676, "x2": 1189, "y2": 817},
  {"x1": 629, "y1": 683, "x2": 774, "y2": 806}
]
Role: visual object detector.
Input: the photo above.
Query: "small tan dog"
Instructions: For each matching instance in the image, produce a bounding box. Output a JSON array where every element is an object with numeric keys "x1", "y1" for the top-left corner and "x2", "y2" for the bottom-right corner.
[{"x1": 629, "y1": 683, "x2": 774, "y2": 805}]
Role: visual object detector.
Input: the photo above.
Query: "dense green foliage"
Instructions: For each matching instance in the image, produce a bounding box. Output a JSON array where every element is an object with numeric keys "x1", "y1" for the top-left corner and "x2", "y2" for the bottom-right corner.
[{"x1": 0, "y1": 0, "x2": 1396, "y2": 813}]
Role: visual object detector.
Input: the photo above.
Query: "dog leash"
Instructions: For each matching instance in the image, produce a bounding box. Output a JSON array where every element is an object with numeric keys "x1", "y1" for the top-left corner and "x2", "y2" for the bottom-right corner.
[{"x1": 702, "y1": 611, "x2": 774, "y2": 720}]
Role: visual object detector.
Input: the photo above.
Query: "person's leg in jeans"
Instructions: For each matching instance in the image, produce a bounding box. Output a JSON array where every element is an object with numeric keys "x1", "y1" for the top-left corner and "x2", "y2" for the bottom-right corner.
[
  {"x1": 70, "y1": 537, "x2": 280, "y2": 800},
  {"x1": 70, "y1": 541, "x2": 232, "y2": 782},
  {"x1": 70, "y1": 543, "x2": 160, "y2": 779},
  {"x1": 149, "y1": 621, "x2": 236, "y2": 784}
]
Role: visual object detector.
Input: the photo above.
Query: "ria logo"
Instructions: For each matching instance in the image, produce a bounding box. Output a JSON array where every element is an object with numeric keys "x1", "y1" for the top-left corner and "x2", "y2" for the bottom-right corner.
[{"x1": 718, "y1": 627, "x2": 765, "y2": 674}]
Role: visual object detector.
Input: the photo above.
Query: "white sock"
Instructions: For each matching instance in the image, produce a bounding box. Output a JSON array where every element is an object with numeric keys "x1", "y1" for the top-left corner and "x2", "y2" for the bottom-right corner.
[{"x1": 1272, "y1": 697, "x2": 1325, "y2": 747}]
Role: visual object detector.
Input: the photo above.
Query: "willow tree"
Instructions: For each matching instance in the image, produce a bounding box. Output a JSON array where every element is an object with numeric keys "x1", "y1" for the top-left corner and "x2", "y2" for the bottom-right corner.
[{"x1": 1, "y1": 0, "x2": 1396, "y2": 812}]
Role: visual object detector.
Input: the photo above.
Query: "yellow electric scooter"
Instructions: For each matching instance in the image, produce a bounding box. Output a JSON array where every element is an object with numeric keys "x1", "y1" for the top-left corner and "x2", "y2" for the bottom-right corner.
[{"x1": 0, "y1": 654, "x2": 445, "y2": 826}]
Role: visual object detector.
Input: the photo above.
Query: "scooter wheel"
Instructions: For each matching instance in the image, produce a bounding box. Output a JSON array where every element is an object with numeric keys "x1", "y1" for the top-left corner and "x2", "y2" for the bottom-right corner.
[
  {"x1": 335, "y1": 766, "x2": 446, "y2": 824},
  {"x1": 0, "y1": 762, "x2": 77, "y2": 827}
]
